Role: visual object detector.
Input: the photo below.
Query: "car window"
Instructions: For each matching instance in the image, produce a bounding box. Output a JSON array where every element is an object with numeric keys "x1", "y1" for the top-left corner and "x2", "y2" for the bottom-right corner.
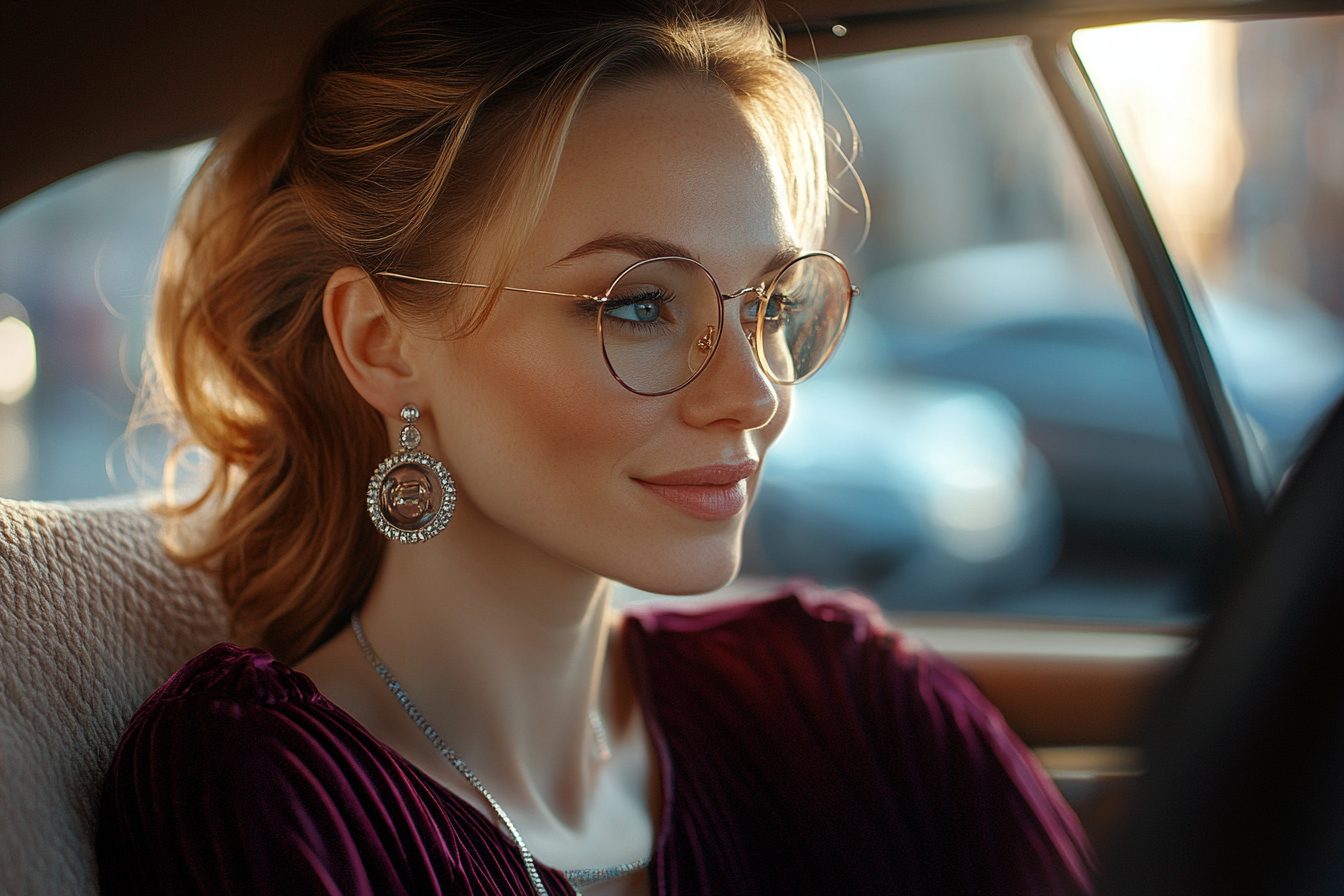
[
  {"x1": 0, "y1": 39, "x2": 1229, "y2": 625},
  {"x1": 0, "y1": 141, "x2": 211, "y2": 501},
  {"x1": 1075, "y1": 16, "x2": 1344, "y2": 493},
  {"x1": 737, "y1": 37, "x2": 1224, "y2": 622}
]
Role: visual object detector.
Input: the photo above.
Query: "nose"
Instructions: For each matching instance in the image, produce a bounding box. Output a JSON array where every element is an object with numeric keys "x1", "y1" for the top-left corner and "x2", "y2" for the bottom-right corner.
[{"x1": 678, "y1": 295, "x2": 779, "y2": 431}]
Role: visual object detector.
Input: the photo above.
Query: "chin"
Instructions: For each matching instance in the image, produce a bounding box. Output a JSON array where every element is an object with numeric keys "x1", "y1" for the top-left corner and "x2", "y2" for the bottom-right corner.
[{"x1": 610, "y1": 537, "x2": 743, "y2": 597}]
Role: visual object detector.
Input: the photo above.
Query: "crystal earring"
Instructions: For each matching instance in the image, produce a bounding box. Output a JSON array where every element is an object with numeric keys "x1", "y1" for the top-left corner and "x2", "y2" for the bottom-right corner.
[{"x1": 366, "y1": 405, "x2": 457, "y2": 543}]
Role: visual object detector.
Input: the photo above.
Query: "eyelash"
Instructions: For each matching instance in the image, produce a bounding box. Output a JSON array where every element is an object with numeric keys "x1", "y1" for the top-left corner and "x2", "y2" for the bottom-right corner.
[
  {"x1": 564, "y1": 289, "x2": 672, "y2": 326},
  {"x1": 602, "y1": 289, "x2": 676, "y2": 330}
]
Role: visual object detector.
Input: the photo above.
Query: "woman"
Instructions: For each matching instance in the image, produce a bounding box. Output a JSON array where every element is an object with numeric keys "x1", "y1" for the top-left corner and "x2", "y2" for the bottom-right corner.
[{"x1": 96, "y1": 1, "x2": 1094, "y2": 893}]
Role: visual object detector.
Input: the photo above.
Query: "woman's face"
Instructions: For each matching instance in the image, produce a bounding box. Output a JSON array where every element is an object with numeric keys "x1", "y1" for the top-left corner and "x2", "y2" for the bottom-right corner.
[{"x1": 410, "y1": 76, "x2": 799, "y2": 594}]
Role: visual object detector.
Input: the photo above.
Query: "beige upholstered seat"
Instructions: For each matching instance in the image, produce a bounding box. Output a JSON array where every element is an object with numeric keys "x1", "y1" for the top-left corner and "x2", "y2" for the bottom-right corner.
[{"x1": 0, "y1": 498, "x2": 228, "y2": 896}]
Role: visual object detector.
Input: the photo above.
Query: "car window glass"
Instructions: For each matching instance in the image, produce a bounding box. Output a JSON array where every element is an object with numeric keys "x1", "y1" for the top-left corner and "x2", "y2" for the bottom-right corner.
[
  {"x1": 0, "y1": 141, "x2": 211, "y2": 502},
  {"x1": 1075, "y1": 17, "x2": 1344, "y2": 493},
  {"x1": 736, "y1": 38, "x2": 1223, "y2": 621}
]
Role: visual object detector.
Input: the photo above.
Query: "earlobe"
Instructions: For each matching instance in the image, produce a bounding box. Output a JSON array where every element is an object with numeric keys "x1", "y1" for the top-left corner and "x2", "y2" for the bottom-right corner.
[{"x1": 322, "y1": 266, "x2": 416, "y2": 416}]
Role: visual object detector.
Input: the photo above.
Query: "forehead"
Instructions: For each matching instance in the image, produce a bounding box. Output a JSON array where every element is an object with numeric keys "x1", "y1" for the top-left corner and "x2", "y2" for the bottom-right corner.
[{"x1": 533, "y1": 76, "x2": 797, "y2": 271}]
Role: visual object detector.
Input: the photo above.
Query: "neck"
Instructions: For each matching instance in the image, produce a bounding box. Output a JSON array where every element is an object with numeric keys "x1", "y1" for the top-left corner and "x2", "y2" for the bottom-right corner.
[{"x1": 353, "y1": 500, "x2": 618, "y2": 827}]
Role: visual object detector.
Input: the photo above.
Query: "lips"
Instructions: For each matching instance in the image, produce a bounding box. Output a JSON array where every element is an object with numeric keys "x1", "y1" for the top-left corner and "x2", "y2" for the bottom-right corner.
[{"x1": 634, "y1": 461, "x2": 759, "y2": 521}]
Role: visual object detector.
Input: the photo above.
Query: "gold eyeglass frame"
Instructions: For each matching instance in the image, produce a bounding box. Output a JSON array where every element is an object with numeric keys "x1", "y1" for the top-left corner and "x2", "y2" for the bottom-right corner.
[{"x1": 374, "y1": 251, "x2": 859, "y2": 396}]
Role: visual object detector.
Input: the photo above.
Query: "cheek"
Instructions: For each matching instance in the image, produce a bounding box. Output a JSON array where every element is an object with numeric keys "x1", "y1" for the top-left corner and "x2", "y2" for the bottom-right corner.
[
  {"x1": 417, "y1": 313, "x2": 785, "y2": 593},
  {"x1": 429, "y1": 320, "x2": 657, "y2": 518}
]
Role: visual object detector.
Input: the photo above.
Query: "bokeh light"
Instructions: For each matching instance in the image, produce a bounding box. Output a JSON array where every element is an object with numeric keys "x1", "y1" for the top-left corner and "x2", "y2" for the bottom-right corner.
[{"x1": 0, "y1": 313, "x2": 37, "y2": 405}]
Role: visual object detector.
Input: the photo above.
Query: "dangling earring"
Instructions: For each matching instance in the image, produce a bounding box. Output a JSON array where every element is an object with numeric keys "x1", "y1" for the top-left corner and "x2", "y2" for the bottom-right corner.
[{"x1": 366, "y1": 404, "x2": 457, "y2": 543}]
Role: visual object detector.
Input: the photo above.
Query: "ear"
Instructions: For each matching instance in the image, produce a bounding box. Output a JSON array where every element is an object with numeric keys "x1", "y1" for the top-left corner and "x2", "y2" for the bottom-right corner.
[{"x1": 323, "y1": 267, "x2": 415, "y2": 418}]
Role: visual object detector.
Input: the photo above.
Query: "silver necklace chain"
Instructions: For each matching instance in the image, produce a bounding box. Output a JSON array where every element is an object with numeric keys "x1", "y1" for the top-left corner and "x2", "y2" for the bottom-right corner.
[{"x1": 350, "y1": 613, "x2": 651, "y2": 896}]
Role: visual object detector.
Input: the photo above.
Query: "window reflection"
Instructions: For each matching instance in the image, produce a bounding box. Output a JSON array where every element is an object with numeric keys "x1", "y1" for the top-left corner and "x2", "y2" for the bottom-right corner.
[{"x1": 1076, "y1": 17, "x2": 1344, "y2": 488}]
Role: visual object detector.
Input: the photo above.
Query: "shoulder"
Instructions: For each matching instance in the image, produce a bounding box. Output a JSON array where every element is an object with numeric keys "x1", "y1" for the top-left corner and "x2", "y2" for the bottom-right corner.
[
  {"x1": 623, "y1": 581, "x2": 1095, "y2": 894},
  {"x1": 102, "y1": 640, "x2": 378, "y2": 793},
  {"x1": 104, "y1": 641, "x2": 343, "y2": 786},
  {"x1": 97, "y1": 643, "x2": 403, "y2": 894},
  {"x1": 622, "y1": 579, "x2": 947, "y2": 700},
  {"x1": 99, "y1": 640, "x2": 366, "y2": 823},
  {"x1": 104, "y1": 641, "x2": 346, "y2": 781},
  {"x1": 137, "y1": 640, "x2": 328, "y2": 709},
  {"x1": 621, "y1": 579, "x2": 884, "y2": 646},
  {"x1": 622, "y1": 579, "x2": 1044, "y2": 790}
]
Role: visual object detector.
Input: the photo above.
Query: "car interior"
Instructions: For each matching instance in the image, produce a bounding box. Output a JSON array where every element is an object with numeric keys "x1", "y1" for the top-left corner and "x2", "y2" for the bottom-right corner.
[{"x1": 2, "y1": 0, "x2": 1342, "y2": 893}]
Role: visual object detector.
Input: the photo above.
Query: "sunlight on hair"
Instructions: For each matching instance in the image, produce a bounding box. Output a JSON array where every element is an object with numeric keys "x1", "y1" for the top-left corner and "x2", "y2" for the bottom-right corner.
[{"x1": 0, "y1": 314, "x2": 37, "y2": 405}]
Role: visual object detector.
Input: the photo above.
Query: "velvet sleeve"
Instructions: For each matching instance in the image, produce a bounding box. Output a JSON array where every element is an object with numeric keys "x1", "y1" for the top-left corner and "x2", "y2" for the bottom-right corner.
[
  {"x1": 839, "y1": 596, "x2": 1097, "y2": 894},
  {"x1": 97, "y1": 646, "x2": 406, "y2": 895},
  {"x1": 96, "y1": 644, "x2": 551, "y2": 896},
  {"x1": 624, "y1": 585, "x2": 1096, "y2": 895}
]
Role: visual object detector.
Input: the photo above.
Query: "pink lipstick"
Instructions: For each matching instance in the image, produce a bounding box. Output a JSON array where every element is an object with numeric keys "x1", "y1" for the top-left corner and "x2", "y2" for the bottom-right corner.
[{"x1": 634, "y1": 461, "x2": 759, "y2": 522}]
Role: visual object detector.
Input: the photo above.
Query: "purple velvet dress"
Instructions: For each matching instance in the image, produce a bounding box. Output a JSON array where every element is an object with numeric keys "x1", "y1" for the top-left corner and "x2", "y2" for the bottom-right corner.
[{"x1": 97, "y1": 585, "x2": 1094, "y2": 894}]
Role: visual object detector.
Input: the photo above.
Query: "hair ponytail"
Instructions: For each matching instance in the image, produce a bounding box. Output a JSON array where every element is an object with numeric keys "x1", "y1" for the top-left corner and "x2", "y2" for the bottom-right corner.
[{"x1": 147, "y1": 103, "x2": 387, "y2": 661}]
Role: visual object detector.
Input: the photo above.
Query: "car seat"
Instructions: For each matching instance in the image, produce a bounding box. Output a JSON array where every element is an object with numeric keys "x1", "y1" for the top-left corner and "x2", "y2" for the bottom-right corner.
[{"x1": 0, "y1": 498, "x2": 228, "y2": 896}]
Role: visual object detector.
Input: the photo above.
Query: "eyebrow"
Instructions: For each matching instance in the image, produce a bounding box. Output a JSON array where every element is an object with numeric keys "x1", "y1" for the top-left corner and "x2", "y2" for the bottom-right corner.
[{"x1": 552, "y1": 232, "x2": 802, "y2": 282}]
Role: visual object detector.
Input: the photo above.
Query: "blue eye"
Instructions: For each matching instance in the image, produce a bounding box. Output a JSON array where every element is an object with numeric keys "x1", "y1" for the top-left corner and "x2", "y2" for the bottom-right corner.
[
  {"x1": 608, "y1": 298, "x2": 663, "y2": 322},
  {"x1": 605, "y1": 288, "x2": 672, "y2": 325}
]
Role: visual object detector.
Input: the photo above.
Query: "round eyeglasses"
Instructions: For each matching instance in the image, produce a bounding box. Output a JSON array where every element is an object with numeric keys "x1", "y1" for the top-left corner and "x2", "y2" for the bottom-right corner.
[{"x1": 375, "y1": 251, "x2": 859, "y2": 396}]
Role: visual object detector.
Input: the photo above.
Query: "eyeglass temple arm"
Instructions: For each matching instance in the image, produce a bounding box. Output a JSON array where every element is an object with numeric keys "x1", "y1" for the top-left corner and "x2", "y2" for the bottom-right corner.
[{"x1": 373, "y1": 271, "x2": 605, "y2": 302}]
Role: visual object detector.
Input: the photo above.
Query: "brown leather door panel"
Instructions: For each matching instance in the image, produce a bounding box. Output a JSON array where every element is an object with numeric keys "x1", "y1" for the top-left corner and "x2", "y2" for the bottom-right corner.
[
  {"x1": 892, "y1": 616, "x2": 1193, "y2": 747},
  {"x1": 893, "y1": 615, "x2": 1194, "y2": 848}
]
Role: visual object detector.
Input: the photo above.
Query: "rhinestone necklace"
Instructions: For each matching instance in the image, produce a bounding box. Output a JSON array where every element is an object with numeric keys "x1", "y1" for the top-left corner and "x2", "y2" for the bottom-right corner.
[{"x1": 351, "y1": 613, "x2": 651, "y2": 896}]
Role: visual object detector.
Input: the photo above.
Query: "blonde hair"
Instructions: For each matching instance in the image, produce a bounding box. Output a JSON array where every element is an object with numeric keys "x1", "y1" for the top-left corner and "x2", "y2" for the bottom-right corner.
[{"x1": 143, "y1": 0, "x2": 829, "y2": 663}]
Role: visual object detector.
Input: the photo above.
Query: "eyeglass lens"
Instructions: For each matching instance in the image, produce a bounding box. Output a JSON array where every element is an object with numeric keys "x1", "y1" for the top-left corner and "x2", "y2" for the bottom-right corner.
[
  {"x1": 597, "y1": 254, "x2": 851, "y2": 395},
  {"x1": 755, "y1": 254, "x2": 852, "y2": 385}
]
